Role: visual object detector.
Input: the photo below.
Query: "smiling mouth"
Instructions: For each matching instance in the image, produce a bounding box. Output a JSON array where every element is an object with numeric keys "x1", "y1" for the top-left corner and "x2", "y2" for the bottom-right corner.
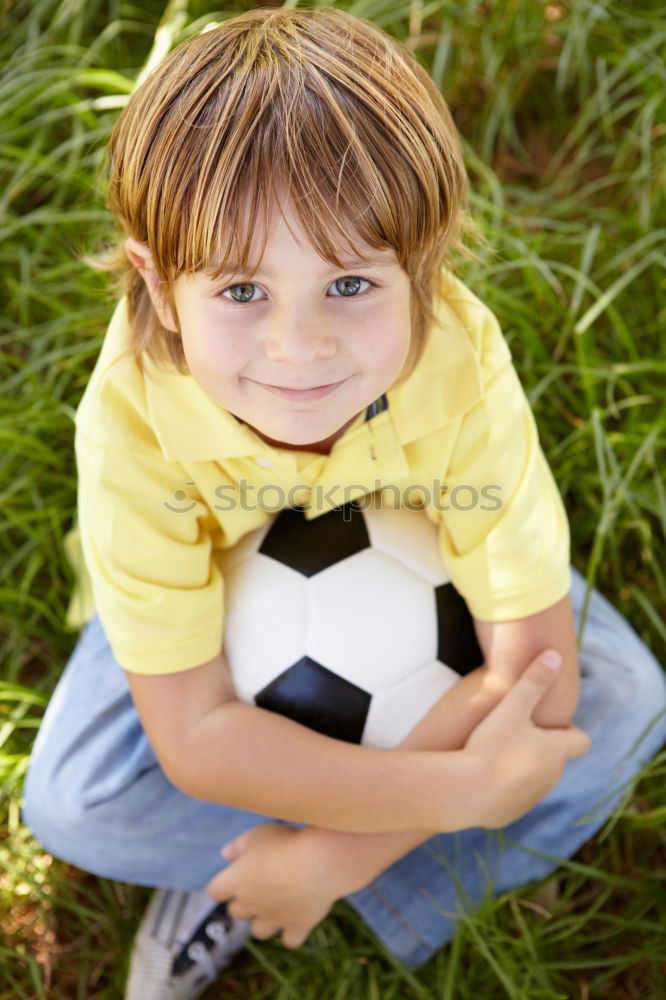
[{"x1": 255, "y1": 380, "x2": 346, "y2": 401}]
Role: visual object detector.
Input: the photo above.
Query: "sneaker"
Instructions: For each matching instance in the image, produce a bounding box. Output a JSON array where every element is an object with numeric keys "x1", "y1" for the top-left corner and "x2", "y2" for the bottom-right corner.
[{"x1": 124, "y1": 888, "x2": 252, "y2": 999}]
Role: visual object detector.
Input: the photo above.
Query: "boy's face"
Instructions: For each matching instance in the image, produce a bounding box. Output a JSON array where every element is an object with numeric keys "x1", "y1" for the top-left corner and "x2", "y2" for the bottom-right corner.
[{"x1": 129, "y1": 196, "x2": 412, "y2": 452}]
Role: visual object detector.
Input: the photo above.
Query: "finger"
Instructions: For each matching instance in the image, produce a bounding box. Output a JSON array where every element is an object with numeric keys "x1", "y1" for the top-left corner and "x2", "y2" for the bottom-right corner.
[
  {"x1": 222, "y1": 828, "x2": 253, "y2": 859},
  {"x1": 546, "y1": 724, "x2": 591, "y2": 761},
  {"x1": 493, "y1": 651, "x2": 563, "y2": 721},
  {"x1": 226, "y1": 899, "x2": 254, "y2": 921},
  {"x1": 282, "y1": 929, "x2": 307, "y2": 949},
  {"x1": 221, "y1": 840, "x2": 239, "y2": 861},
  {"x1": 251, "y1": 918, "x2": 280, "y2": 941},
  {"x1": 205, "y1": 868, "x2": 234, "y2": 900}
]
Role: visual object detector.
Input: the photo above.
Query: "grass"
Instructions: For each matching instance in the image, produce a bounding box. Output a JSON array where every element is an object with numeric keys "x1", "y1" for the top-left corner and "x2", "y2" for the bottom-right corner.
[{"x1": 1, "y1": 0, "x2": 665, "y2": 996}]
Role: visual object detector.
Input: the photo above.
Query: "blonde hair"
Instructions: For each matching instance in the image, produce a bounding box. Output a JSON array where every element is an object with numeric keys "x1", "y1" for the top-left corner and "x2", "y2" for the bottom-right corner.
[{"x1": 100, "y1": 6, "x2": 478, "y2": 376}]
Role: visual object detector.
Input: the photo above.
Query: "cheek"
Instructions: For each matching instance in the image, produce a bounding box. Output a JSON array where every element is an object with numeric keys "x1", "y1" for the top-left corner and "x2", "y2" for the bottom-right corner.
[
  {"x1": 375, "y1": 316, "x2": 412, "y2": 374},
  {"x1": 182, "y1": 337, "x2": 215, "y2": 383},
  {"x1": 356, "y1": 297, "x2": 410, "y2": 357},
  {"x1": 182, "y1": 317, "x2": 247, "y2": 377}
]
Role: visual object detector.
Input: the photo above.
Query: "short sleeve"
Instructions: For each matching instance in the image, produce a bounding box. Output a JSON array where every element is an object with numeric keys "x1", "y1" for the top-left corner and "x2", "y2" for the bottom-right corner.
[
  {"x1": 75, "y1": 431, "x2": 225, "y2": 674},
  {"x1": 436, "y1": 312, "x2": 571, "y2": 621}
]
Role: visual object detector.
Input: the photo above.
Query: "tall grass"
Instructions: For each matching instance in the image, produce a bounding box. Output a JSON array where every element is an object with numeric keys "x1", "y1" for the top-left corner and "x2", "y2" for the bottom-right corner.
[{"x1": 1, "y1": 1, "x2": 665, "y2": 997}]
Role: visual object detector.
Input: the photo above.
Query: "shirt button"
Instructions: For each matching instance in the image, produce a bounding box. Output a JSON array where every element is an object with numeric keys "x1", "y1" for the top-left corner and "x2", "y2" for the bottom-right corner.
[{"x1": 255, "y1": 457, "x2": 273, "y2": 468}]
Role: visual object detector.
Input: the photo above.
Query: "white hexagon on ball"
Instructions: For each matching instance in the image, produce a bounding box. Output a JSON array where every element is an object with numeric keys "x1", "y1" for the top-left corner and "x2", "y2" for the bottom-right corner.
[
  {"x1": 307, "y1": 549, "x2": 438, "y2": 690},
  {"x1": 221, "y1": 554, "x2": 307, "y2": 700}
]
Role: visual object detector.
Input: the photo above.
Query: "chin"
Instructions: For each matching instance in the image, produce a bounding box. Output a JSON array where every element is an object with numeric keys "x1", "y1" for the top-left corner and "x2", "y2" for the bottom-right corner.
[{"x1": 256, "y1": 419, "x2": 346, "y2": 452}]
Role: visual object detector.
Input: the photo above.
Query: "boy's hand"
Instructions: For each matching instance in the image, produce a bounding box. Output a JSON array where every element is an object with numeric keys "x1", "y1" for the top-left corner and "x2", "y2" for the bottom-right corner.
[
  {"x1": 205, "y1": 823, "x2": 346, "y2": 950},
  {"x1": 464, "y1": 650, "x2": 591, "y2": 829}
]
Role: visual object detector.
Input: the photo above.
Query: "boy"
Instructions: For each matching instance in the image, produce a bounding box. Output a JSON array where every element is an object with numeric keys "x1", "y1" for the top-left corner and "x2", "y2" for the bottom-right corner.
[{"x1": 22, "y1": 8, "x2": 666, "y2": 999}]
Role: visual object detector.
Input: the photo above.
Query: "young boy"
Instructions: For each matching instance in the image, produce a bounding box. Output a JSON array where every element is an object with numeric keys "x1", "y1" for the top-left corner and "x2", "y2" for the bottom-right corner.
[{"x1": 22, "y1": 8, "x2": 666, "y2": 999}]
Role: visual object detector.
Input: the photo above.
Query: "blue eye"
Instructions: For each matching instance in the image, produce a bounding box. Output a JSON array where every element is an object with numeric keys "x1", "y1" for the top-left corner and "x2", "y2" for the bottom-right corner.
[
  {"x1": 329, "y1": 277, "x2": 373, "y2": 297},
  {"x1": 221, "y1": 282, "x2": 259, "y2": 304},
  {"x1": 218, "y1": 276, "x2": 375, "y2": 304}
]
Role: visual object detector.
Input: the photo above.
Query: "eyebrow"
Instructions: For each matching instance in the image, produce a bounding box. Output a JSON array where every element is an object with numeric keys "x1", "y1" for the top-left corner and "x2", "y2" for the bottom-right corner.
[{"x1": 215, "y1": 257, "x2": 396, "y2": 277}]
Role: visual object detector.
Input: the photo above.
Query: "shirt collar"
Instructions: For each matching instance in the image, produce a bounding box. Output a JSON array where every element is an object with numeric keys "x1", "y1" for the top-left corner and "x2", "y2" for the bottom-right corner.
[{"x1": 138, "y1": 272, "x2": 484, "y2": 463}]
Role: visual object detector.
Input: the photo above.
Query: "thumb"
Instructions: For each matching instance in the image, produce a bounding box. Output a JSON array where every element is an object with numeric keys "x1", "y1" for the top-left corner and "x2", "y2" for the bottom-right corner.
[
  {"x1": 495, "y1": 650, "x2": 563, "y2": 720},
  {"x1": 205, "y1": 864, "x2": 233, "y2": 900},
  {"x1": 221, "y1": 834, "x2": 244, "y2": 861}
]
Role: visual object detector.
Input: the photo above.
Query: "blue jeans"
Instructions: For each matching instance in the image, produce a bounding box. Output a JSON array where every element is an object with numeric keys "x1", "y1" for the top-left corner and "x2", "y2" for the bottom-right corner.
[{"x1": 22, "y1": 567, "x2": 666, "y2": 969}]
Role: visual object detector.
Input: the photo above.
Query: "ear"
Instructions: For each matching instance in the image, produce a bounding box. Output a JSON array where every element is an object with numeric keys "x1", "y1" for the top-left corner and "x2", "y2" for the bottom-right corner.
[{"x1": 124, "y1": 237, "x2": 178, "y2": 332}]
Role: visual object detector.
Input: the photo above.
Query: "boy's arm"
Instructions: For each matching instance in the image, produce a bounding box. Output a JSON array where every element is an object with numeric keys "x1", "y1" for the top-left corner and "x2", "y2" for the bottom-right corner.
[
  {"x1": 295, "y1": 593, "x2": 581, "y2": 894},
  {"x1": 126, "y1": 651, "x2": 480, "y2": 835},
  {"x1": 126, "y1": 594, "x2": 586, "y2": 840}
]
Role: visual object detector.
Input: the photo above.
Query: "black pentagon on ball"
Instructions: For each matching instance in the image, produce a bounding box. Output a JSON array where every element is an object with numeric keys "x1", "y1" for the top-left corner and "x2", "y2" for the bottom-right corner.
[
  {"x1": 255, "y1": 655, "x2": 371, "y2": 743},
  {"x1": 259, "y1": 503, "x2": 369, "y2": 577},
  {"x1": 435, "y1": 582, "x2": 484, "y2": 675}
]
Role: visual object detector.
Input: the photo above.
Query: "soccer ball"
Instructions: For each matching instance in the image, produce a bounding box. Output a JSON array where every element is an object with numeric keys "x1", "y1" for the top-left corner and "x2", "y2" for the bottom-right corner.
[{"x1": 217, "y1": 501, "x2": 483, "y2": 750}]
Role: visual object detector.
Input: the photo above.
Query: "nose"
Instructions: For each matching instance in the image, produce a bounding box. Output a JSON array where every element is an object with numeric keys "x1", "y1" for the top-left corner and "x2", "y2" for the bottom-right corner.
[{"x1": 263, "y1": 304, "x2": 337, "y2": 364}]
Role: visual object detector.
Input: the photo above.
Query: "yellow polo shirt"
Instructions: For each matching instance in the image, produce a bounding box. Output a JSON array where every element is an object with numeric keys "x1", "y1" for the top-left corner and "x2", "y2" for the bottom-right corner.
[{"x1": 65, "y1": 269, "x2": 571, "y2": 675}]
